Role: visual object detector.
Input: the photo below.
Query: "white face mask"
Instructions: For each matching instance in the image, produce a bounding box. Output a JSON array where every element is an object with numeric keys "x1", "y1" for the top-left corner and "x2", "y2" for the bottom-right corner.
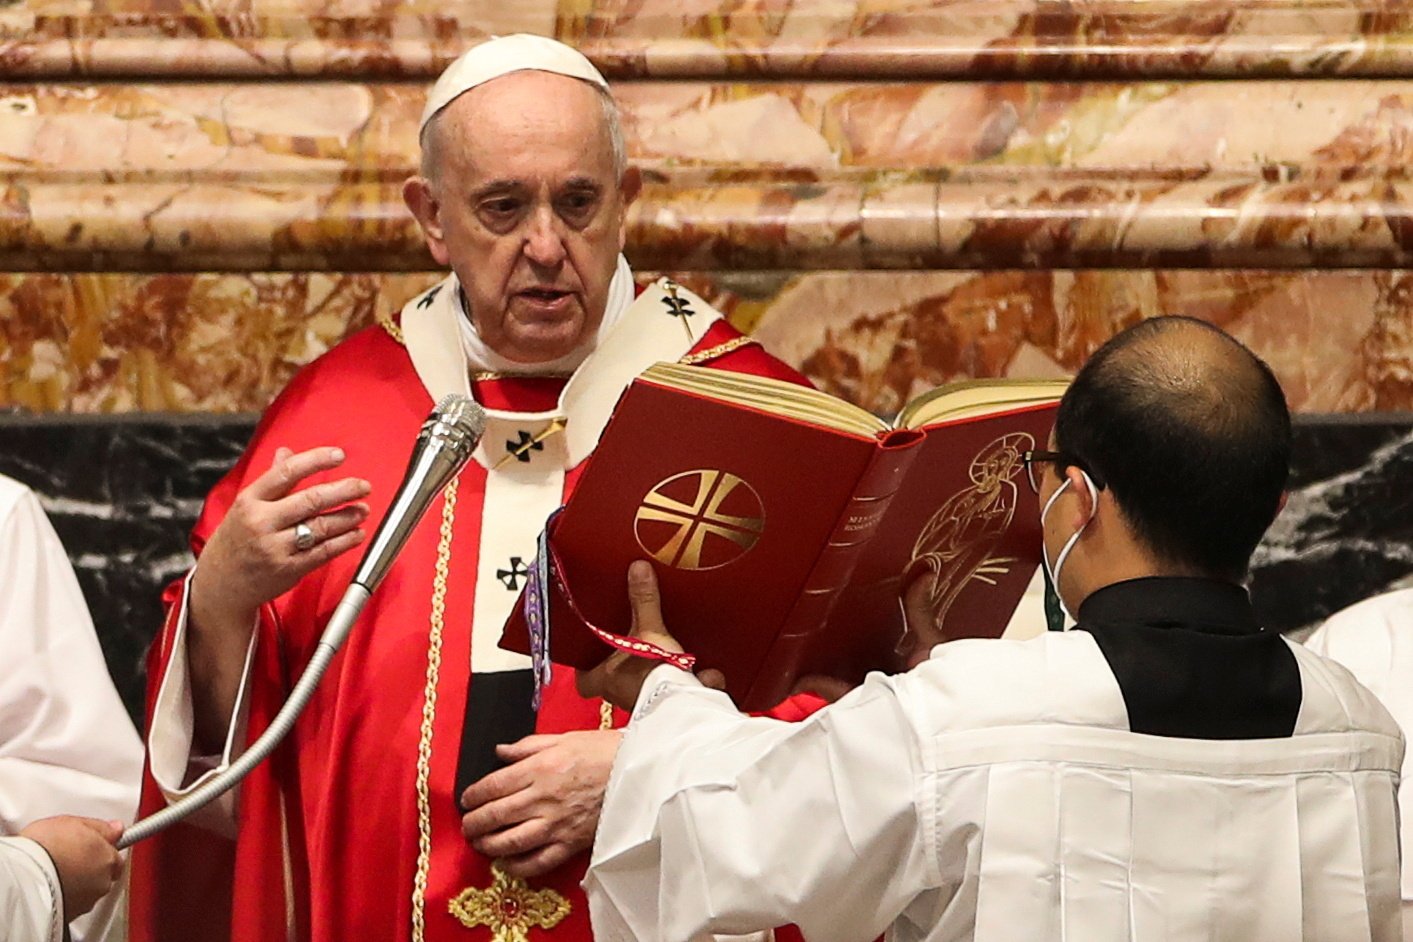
[{"x1": 1039, "y1": 471, "x2": 1098, "y2": 626}]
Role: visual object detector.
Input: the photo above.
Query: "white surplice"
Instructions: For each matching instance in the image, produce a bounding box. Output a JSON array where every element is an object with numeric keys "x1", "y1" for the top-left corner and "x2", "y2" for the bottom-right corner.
[
  {"x1": 0, "y1": 474, "x2": 144, "y2": 942},
  {"x1": 587, "y1": 630, "x2": 1405, "y2": 942},
  {"x1": 1, "y1": 835, "x2": 63, "y2": 942},
  {"x1": 1306, "y1": 588, "x2": 1413, "y2": 939}
]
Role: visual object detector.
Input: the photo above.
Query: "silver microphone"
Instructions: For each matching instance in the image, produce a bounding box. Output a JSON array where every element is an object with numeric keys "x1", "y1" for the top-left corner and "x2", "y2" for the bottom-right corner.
[
  {"x1": 353, "y1": 394, "x2": 487, "y2": 593},
  {"x1": 317, "y1": 393, "x2": 486, "y2": 656},
  {"x1": 118, "y1": 393, "x2": 486, "y2": 849}
]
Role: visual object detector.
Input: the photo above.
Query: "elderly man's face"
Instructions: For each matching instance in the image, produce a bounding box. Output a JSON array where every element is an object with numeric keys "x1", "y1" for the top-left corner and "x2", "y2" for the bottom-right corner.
[{"x1": 405, "y1": 71, "x2": 636, "y2": 363}]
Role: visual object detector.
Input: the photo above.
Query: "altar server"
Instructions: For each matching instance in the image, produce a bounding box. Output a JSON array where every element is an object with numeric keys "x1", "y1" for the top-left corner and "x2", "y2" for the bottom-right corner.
[{"x1": 582, "y1": 316, "x2": 1405, "y2": 942}]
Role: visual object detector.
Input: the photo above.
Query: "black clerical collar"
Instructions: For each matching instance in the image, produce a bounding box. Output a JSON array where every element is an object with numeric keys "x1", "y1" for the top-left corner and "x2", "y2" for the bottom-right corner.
[
  {"x1": 1077, "y1": 576, "x2": 1262, "y2": 637},
  {"x1": 1073, "y1": 576, "x2": 1300, "y2": 740}
]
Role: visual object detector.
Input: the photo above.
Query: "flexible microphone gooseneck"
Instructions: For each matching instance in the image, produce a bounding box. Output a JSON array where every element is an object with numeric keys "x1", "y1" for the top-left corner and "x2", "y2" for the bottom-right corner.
[{"x1": 119, "y1": 394, "x2": 487, "y2": 849}]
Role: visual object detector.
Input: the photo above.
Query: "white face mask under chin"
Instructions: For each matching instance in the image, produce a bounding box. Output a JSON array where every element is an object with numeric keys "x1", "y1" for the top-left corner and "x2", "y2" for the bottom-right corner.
[{"x1": 1039, "y1": 471, "x2": 1098, "y2": 627}]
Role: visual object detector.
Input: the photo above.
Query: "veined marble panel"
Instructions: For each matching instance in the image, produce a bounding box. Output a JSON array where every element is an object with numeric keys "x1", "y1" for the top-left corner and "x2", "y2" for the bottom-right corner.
[
  {"x1": 1251, "y1": 417, "x2": 1413, "y2": 636},
  {"x1": 0, "y1": 0, "x2": 556, "y2": 79},
  {"x1": 699, "y1": 269, "x2": 1413, "y2": 414},
  {"x1": 13, "y1": 174, "x2": 1413, "y2": 271},
  {"x1": 0, "y1": 415, "x2": 257, "y2": 720},
  {"x1": 4, "y1": 1, "x2": 1413, "y2": 80},
  {"x1": 10, "y1": 81, "x2": 1413, "y2": 269},
  {"x1": 3, "y1": 269, "x2": 1410, "y2": 415},
  {"x1": 0, "y1": 271, "x2": 440, "y2": 412}
]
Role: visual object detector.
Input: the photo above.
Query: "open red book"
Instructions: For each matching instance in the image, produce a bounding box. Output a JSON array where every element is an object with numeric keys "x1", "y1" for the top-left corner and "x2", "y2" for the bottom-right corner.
[{"x1": 501, "y1": 363, "x2": 1066, "y2": 711}]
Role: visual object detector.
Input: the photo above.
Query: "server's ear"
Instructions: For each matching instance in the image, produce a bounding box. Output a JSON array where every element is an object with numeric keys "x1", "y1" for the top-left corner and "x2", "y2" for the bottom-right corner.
[{"x1": 1064, "y1": 465, "x2": 1099, "y2": 529}]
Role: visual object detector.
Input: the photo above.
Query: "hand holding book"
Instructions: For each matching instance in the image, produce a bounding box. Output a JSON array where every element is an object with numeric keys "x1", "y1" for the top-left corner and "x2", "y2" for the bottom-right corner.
[{"x1": 577, "y1": 560, "x2": 727, "y2": 711}]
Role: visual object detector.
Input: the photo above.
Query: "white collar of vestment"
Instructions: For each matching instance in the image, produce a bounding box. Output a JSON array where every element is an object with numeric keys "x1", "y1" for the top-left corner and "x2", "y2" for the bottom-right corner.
[{"x1": 398, "y1": 257, "x2": 722, "y2": 470}]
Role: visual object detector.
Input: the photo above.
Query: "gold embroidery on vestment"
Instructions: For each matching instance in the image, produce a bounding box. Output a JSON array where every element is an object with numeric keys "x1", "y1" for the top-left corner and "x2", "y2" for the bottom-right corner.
[
  {"x1": 490, "y1": 418, "x2": 568, "y2": 472},
  {"x1": 677, "y1": 336, "x2": 757, "y2": 365},
  {"x1": 472, "y1": 370, "x2": 573, "y2": 383},
  {"x1": 661, "y1": 280, "x2": 697, "y2": 343},
  {"x1": 449, "y1": 865, "x2": 571, "y2": 942}
]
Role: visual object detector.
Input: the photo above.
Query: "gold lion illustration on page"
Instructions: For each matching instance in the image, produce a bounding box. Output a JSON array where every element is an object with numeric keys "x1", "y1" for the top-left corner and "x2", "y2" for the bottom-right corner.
[{"x1": 905, "y1": 432, "x2": 1035, "y2": 635}]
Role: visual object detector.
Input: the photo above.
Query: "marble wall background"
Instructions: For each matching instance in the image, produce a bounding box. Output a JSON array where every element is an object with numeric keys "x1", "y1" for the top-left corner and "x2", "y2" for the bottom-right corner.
[
  {"x1": 4, "y1": 269, "x2": 1412, "y2": 414},
  {"x1": 0, "y1": 418, "x2": 252, "y2": 719},
  {"x1": 1, "y1": 1, "x2": 1411, "y2": 720},
  {"x1": 15, "y1": 78, "x2": 1413, "y2": 274}
]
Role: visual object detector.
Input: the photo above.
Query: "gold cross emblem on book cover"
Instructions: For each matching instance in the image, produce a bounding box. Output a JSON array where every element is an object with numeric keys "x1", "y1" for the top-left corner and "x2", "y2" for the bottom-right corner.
[{"x1": 633, "y1": 469, "x2": 765, "y2": 571}]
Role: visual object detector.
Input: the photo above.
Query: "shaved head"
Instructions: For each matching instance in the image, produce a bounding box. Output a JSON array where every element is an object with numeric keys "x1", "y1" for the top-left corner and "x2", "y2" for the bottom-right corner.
[
  {"x1": 1096, "y1": 317, "x2": 1284, "y2": 453},
  {"x1": 1054, "y1": 316, "x2": 1291, "y2": 579}
]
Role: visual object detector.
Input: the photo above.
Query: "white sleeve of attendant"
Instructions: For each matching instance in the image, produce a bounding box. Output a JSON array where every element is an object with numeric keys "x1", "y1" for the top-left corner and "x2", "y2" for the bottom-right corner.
[
  {"x1": 0, "y1": 486, "x2": 143, "y2": 833},
  {"x1": 1305, "y1": 591, "x2": 1413, "y2": 905},
  {"x1": 146, "y1": 566, "x2": 258, "y2": 837},
  {"x1": 0, "y1": 836, "x2": 64, "y2": 942},
  {"x1": 586, "y1": 666, "x2": 932, "y2": 942}
]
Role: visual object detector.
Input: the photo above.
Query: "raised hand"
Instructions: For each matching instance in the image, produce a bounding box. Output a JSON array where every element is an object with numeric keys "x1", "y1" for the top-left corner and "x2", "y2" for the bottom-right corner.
[
  {"x1": 187, "y1": 445, "x2": 371, "y2": 751},
  {"x1": 192, "y1": 446, "x2": 371, "y2": 623}
]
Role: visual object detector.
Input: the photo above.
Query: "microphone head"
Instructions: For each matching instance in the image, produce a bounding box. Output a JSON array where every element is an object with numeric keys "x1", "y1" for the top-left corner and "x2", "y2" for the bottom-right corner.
[
  {"x1": 353, "y1": 394, "x2": 487, "y2": 594},
  {"x1": 435, "y1": 393, "x2": 487, "y2": 435},
  {"x1": 423, "y1": 393, "x2": 488, "y2": 462}
]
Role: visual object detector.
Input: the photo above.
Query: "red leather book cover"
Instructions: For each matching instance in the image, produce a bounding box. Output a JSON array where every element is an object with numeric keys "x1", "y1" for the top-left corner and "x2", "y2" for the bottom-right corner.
[
  {"x1": 501, "y1": 376, "x2": 895, "y2": 709},
  {"x1": 502, "y1": 371, "x2": 1062, "y2": 710},
  {"x1": 781, "y1": 401, "x2": 1061, "y2": 692}
]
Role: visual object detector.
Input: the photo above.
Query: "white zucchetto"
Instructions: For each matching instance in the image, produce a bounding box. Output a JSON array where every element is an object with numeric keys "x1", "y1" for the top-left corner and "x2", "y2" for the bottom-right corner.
[{"x1": 420, "y1": 33, "x2": 610, "y2": 133}]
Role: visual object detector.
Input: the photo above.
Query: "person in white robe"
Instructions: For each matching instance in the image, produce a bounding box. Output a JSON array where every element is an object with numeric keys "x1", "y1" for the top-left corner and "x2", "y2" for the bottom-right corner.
[
  {"x1": 1304, "y1": 587, "x2": 1413, "y2": 940},
  {"x1": 0, "y1": 473, "x2": 144, "y2": 939},
  {"x1": 580, "y1": 316, "x2": 1406, "y2": 942}
]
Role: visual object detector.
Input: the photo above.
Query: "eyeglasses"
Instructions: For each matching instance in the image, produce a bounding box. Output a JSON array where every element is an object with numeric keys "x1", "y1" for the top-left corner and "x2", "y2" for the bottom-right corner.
[
  {"x1": 1022, "y1": 449, "x2": 1104, "y2": 495},
  {"x1": 1022, "y1": 449, "x2": 1066, "y2": 495}
]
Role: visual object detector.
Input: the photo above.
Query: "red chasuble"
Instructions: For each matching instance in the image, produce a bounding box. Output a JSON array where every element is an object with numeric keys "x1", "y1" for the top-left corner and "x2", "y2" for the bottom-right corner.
[{"x1": 129, "y1": 313, "x2": 820, "y2": 942}]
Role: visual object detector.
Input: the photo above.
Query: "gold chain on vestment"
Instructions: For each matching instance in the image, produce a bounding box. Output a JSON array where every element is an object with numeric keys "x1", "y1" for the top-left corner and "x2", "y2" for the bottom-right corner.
[
  {"x1": 411, "y1": 478, "x2": 458, "y2": 941},
  {"x1": 378, "y1": 316, "x2": 406, "y2": 346},
  {"x1": 677, "y1": 336, "x2": 757, "y2": 365}
]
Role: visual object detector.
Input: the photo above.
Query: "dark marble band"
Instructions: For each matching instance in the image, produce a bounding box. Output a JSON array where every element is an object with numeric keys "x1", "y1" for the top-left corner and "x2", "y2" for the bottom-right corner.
[{"x1": 0, "y1": 413, "x2": 1407, "y2": 727}]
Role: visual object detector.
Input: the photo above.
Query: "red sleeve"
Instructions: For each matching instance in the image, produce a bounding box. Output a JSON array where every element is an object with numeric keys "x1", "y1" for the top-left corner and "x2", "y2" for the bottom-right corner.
[
  {"x1": 132, "y1": 326, "x2": 415, "y2": 942},
  {"x1": 759, "y1": 692, "x2": 829, "y2": 721}
]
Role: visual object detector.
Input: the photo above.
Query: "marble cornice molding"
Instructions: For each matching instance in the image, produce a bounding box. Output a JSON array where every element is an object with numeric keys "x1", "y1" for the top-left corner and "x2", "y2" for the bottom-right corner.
[
  {"x1": 5, "y1": 71, "x2": 1413, "y2": 266},
  {"x1": 4, "y1": 1, "x2": 1413, "y2": 80},
  {"x1": 6, "y1": 171, "x2": 1413, "y2": 272}
]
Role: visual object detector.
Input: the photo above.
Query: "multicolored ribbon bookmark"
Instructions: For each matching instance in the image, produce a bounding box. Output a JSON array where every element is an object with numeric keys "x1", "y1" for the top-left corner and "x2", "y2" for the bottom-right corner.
[
  {"x1": 527, "y1": 510, "x2": 698, "y2": 689},
  {"x1": 525, "y1": 510, "x2": 559, "y2": 709}
]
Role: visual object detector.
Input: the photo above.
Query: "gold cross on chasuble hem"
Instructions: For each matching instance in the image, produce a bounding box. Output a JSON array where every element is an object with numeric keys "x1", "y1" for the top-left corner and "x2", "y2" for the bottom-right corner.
[{"x1": 448, "y1": 866, "x2": 571, "y2": 942}]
